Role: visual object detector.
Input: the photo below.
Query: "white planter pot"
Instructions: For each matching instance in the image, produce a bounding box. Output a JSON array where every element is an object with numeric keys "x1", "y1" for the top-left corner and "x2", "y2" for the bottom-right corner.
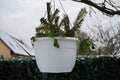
[{"x1": 34, "y1": 37, "x2": 78, "y2": 73}]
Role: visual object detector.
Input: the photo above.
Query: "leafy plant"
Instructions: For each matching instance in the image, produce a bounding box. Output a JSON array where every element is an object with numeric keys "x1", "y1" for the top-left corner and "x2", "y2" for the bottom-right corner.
[
  {"x1": 78, "y1": 36, "x2": 91, "y2": 55},
  {"x1": 31, "y1": 2, "x2": 87, "y2": 48}
]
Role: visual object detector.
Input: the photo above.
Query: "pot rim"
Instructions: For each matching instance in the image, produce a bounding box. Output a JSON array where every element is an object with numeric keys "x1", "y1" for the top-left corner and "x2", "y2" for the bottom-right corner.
[{"x1": 35, "y1": 37, "x2": 78, "y2": 41}]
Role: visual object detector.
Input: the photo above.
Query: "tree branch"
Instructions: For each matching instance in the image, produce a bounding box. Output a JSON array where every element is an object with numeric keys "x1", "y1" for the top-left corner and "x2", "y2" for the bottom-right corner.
[{"x1": 72, "y1": 0, "x2": 120, "y2": 16}]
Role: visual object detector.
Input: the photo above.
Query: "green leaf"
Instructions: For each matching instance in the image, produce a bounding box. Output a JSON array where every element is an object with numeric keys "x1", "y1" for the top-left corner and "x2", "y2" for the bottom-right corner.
[
  {"x1": 47, "y1": 2, "x2": 51, "y2": 23},
  {"x1": 53, "y1": 38, "x2": 60, "y2": 48},
  {"x1": 46, "y1": 32, "x2": 55, "y2": 38}
]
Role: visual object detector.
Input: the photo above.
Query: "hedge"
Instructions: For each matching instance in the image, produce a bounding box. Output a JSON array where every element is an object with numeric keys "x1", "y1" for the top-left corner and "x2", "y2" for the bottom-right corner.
[{"x1": 0, "y1": 56, "x2": 120, "y2": 80}]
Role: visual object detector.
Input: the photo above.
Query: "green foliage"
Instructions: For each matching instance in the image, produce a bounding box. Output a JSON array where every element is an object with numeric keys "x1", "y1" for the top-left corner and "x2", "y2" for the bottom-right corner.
[
  {"x1": 31, "y1": 2, "x2": 87, "y2": 48},
  {"x1": 73, "y1": 8, "x2": 87, "y2": 32},
  {"x1": 53, "y1": 38, "x2": 60, "y2": 48},
  {"x1": 0, "y1": 58, "x2": 42, "y2": 80},
  {"x1": 0, "y1": 56, "x2": 120, "y2": 80},
  {"x1": 78, "y1": 36, "x2": 91, "y2": 55}
]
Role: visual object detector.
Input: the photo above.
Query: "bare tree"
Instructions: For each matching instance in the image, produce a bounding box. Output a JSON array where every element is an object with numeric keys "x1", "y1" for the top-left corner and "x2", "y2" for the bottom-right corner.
[
  {"x1": 89, "y1": 23, "x2": 120, "y2": 55},
  {"x1": 71, "y1": 0, "x2": 120, "y2": 55},
  {"x1": 72, "y1": 0, "x2": 120, "y2": 16}
]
